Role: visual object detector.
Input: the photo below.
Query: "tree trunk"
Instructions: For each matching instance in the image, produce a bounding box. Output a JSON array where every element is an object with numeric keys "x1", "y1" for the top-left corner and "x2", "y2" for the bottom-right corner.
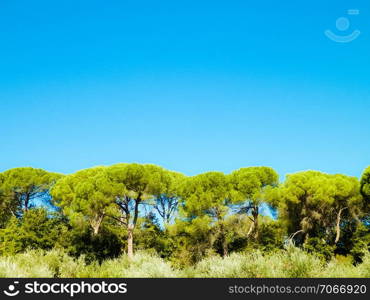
[
  {"x1": 24, "y1": 193, "x2": 30, "y2": 211},
  {"x1": 219, "y1": 222, "x2": 228, "y2": 257},
  {"x1": 92, "y1": 225, "x2": 100, "y2": 236},
  {"x1": 127, "y1": 224, "x2": 134, "y2": 260},
  {"x1": 253, "y1": 208, "x2": 259, "y2": 239},
  {"x1": 90, "y1": 213, "x2": 104, "y2": 236},
  {"x1": 222, "y1": 238, "x2": 228, "y2": 257},
  {"x1": 247, "y1": 222, "x2": 254, "y2": 237},
  {"x1": 335, "y1": 207, "x2": 347, "y2": 244},
  {"x1": 247, "y1": 206, "x2": 259, "y2": 239}
]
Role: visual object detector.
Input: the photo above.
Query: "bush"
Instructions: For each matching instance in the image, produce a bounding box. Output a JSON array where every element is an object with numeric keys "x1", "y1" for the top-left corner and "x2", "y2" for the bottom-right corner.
[
  {"x1": 78, "y1": 251, "x2": 179, "y2": 278},
  {"x1": 0, "y1": 209, "x2": 67, "y2": 256},
  {"x1": 0, "y1": 247, "x2": 368, "y2": 278},
  {"x1": 303, "y1": 237, "x2": 335, "y2": 261},
  {"x1": 187, "y1": 247, "x2": 323, "y2": 278},
  {"x1": 0, "y1": 249, "x2": 90, "y2": 278}
]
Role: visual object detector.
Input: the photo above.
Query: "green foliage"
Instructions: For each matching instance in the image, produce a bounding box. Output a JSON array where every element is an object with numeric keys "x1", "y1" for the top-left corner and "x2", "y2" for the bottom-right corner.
[
  {"x1": 59, "y1": 224, "x2": 124, "y2": 263},
  {"x1": 1, "y1": 247, "x2": 369, "y2": 278},
  {"x1": 0, "y1": 208, "x2": 66, "y2": 256},
  {"x1": 229, "y1": 167, "x2": 279, "y2": 240},
  {"x1": 106, "y1": 163, "x2": 178, "y2": 257},
  {"x1": 152, "y1": 171, "x2": 185, "y2": 225},
  {"x1": 51, "y1": 167, "x2": 120, "y2": 235},
  {"x1": 0, "y1": 167, "x2": 62, "y2": 219},
  {"x1": 134, "y1": 213, "x2": 175, "y2": 258},
  {"x1": 188, "y1": 246, "x2": 370, "y2": 278},
  {"x1": 303, "y1": 237, "x2": 335, "y2": 261},
  {"x1": 168, "y1": 216, "x2": 215, "y2": 266},
  {"x1": 272, "y1": 171, "x2": 363, "y2": 244},
  {"x1": 80, "y1": 251, "x2": 180, "y2": 278},
  {"x1": 0, "y1": 249, "x2": 85, "y2": 277},
  {"x1": 179, "y1": 172, "x2": 232, "y2": 219},
  {"x1": 251, "y1": 218, "x2": 286, "y2": 251},
  {"x1": 107, "y1": 163, "x2": 171, "y2": 200},
  {"x1": 0, "y1": 174, "x2": 8, "y2": 227},
  {"x1": 0, "y1": 164, "x2": 369, "y2": 278},
  {"x1": 229, "y1": 167, "x2": 279, "y2": 204},
  {"x1": 178, "y1": 172, "x2": 234, "y2": 256},
  {"x1": 360, "y1": 166, "x2": 370, "y2": 202},
  {"x1": 350, "y1": 223, "x2": 370, "y2": 262}
]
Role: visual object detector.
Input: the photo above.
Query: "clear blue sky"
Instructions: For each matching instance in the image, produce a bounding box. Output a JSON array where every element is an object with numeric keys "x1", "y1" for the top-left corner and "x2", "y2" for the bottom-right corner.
[{"x1": 0, "y1": 0, "x2": 369, "y2": 179}]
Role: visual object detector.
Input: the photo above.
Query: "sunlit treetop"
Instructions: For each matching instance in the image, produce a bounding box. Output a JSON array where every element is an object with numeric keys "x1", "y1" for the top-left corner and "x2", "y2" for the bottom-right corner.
[
  {"x1": 360, "y1": 166, "x2": 370, "y2": 203},
  {"x1": 0, "y1": 167, "x2": 62, "y2": 214}
]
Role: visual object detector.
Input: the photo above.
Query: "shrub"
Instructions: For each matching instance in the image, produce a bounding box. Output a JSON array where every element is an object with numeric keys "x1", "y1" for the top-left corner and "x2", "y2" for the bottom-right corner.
[
  {"x1": 0, "y1": 210, "x2": 66, "y2": 256},
  {"x1": 0, "y1": 251, "x2": 53, "y2": 277},
  {"x1": 188, "y1": 247, "x2": 324, "y2": 278},
  {"x1": 0, "y1": 249, "x2": 87, "y2": 278},
  {"x1": 0, "y1": 247, "x2": 368, "y2": 278},
  {"x1": 79, "y1": 251, "x2": 179, "y2": 278}
]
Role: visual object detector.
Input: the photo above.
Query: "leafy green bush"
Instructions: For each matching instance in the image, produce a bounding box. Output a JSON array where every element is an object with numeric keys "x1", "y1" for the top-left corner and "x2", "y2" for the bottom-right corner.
[
  {"x1": 0, "y1": 209, "x2": 67, "y2": 256},
  {"x1": 0, "y1": 247, "x2": 368, "y2": 278},
  {"x1": 187, "y1": 247, "x2": 323, "y2": 278},
  {"x1": 357, "y1": 252, "x2": 370, "y2": 277},
  {"x1": 0, "y1": 249, "x2": 87, "y2": 278},
  {"x1": 77, "y1": 251, "x2": 179, "y2": 278},
  {"x1": 303, "y1": 237, "x2": 335, "y2": 261},
  {"x1": 0, "y1": 251, "x2": 54, "y2": 277}
]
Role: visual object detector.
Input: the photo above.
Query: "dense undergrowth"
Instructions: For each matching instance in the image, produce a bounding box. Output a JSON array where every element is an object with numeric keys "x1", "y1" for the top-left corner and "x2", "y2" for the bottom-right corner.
[{"x1": 1, "y1": 247, "x2": 369, "y2": 278}]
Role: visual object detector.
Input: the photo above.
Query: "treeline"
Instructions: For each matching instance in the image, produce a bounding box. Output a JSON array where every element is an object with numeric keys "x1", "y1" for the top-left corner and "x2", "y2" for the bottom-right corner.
[{"x1": 0, "y1": 164, "x2": 369, "y2": 266}]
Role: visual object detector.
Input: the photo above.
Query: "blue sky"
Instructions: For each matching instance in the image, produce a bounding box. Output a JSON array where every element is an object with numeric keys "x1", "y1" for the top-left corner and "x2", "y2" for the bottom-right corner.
[{"x1": 0, "y1": 0, "x2": 369, "y2": 180}]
